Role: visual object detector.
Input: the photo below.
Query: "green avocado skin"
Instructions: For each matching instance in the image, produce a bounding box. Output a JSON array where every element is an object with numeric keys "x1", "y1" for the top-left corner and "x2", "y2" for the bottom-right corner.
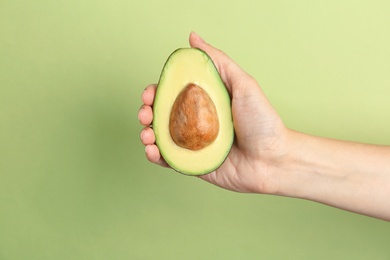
[{"x1": 153, "y1": 48, "x2": 234, "y2": 176}]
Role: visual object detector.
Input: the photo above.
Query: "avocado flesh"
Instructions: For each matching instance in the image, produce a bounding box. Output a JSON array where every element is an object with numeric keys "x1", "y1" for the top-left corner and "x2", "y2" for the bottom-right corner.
[{"x1": 153, "y1": 48, "x2": 234, "y2": 175}]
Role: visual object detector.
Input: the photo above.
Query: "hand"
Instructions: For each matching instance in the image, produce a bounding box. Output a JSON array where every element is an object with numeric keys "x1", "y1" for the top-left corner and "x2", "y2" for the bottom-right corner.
[
  {"x1": 139, "y1": 32, "x2": 289, "y2": 194},
  {"x1": 139, "y1": 32, "x2": 390, "y2": 221}
]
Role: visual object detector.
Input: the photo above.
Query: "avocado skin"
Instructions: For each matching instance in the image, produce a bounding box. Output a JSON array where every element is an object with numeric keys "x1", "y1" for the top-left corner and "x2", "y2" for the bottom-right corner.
[{"x1": 153, "y1": 48, "x2": 234, "y2": 175}]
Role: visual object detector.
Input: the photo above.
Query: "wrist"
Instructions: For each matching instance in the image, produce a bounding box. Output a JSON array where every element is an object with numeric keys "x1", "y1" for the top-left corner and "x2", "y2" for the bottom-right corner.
[
  {"x1": 251, "y1": 128, "x2": 298, "y2": 196},
  {"x1": 265, "y1": 129, "x2": 322, "y2": 198}
]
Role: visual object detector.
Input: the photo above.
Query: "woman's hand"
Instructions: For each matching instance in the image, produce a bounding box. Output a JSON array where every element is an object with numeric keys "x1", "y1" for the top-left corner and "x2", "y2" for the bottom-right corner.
[
  {"x1": 138, "y1": 32, "x2": 390, "y2": 221},
  {"x1": 138, "y1": 32, "x2": 288, "y2": 194}
]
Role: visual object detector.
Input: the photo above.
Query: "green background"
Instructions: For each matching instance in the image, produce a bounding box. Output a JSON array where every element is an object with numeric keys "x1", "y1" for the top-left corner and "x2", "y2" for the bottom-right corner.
[{"x1": 1, "y1": 0, "x2": 390, "y2": 259}]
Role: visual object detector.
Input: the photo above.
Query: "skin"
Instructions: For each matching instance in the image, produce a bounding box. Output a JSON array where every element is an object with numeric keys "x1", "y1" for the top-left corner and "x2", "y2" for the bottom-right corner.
[{"x1": 138, "y1": 32, "x2": 390, "y2": 221}]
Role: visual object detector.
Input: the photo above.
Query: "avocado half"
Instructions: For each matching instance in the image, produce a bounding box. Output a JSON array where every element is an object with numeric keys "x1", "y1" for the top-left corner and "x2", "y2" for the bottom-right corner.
[{"x1": 153, "y1": 48, "x2": 234, "y2": 175}]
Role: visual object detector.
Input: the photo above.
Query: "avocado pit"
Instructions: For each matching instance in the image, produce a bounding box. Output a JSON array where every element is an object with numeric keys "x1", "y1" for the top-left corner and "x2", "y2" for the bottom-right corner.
[{"x1": 169, "y1": 83, "x2": 219, "y2": 150}]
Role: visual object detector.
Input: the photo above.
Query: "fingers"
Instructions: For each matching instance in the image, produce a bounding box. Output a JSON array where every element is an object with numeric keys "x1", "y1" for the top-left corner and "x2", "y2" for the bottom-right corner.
[
  {"x1": 138, "y1": 84, "x2": 157, "y2": 126},
  {"x1": 139, "y1": 84, "x2": 170, "y2": 169},
  {"x1": 138, "y1": 105, "x2": 153, "y2": 126},
  {"x1": 140, "y1": 127, "x2": 155, "y2": 145},
  {"x1": 188, "y1": 32, "x2": 248, "y2": 93},
  {"x1": 139, "y1": 110, "x2": 170, "y2": 168},
  {"x1": 140, "y1": 127, "x2": 169, "y2": 168},
  {"x1": 145, "y1": 144, "x2": 170, "y2": 168},
  {"x1": 142, "y1": 84, "x2": 157, "y2": 106},
  {"x1": 189, "y1": 32, "x2": 232, "y2": 71}
]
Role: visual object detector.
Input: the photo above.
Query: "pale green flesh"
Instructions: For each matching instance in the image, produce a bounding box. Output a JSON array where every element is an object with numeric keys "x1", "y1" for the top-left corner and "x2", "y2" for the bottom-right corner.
[{"x1": 153, "y1": 48, "x2": 234, "y2": 175}]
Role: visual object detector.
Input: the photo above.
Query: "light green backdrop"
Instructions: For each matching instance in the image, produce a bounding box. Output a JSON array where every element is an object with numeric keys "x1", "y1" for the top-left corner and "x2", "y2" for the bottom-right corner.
[{"x1": 1, "y1": 0, "x2": 389, "y2": 259}]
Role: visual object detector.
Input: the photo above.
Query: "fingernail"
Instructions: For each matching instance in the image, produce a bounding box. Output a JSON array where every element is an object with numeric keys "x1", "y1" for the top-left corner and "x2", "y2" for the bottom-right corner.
[{"x1": 191, "y1": 31, "x2": 205, "y2": 43}]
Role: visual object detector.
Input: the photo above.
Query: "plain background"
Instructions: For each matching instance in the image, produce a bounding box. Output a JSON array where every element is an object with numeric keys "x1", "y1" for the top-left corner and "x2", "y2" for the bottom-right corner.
[{"x1": 1, "y1": 0, "x2": 390, "y2": 259}]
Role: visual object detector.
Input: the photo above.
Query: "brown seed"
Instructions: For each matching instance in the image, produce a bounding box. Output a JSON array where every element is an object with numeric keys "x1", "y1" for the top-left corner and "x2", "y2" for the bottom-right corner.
[{"x1": 169, "y1": 83, "x2": 219, "y2": 150}]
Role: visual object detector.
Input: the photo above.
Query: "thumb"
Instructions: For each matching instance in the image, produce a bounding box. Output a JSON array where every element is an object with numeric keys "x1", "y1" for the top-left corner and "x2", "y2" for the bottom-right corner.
[{"x1": 189, "y1": 32, "x2": 252, "y2": 94}]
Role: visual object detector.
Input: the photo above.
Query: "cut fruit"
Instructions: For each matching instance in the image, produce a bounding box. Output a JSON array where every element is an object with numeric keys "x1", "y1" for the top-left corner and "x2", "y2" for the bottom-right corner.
[{"x1": 153, "y1": 48, "x2": 234, "y2": 175}]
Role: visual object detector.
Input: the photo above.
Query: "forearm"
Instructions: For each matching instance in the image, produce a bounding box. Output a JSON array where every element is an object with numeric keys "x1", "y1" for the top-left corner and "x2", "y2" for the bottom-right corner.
[{"x1": 274, "y1": 130, "x2": 390, "y2": 221}]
